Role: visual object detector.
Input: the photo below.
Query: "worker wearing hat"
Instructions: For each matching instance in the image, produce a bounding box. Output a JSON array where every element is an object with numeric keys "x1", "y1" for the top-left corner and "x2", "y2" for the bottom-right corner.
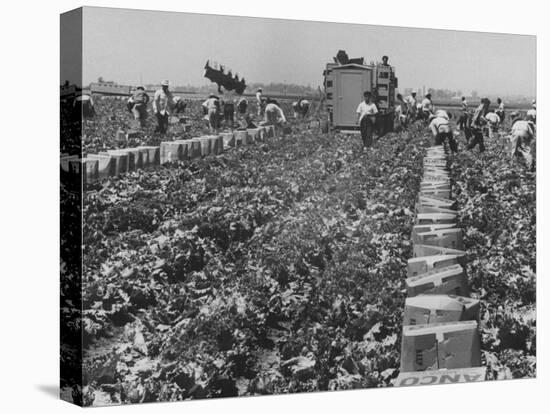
[
  {"x1": 466, "y1": 98, "x2": 490, "y2": 152},
  {"x1": 510, "y1": 110, "x2": 536, "y2": 169},
  {"x1": 256, "y1": 88, "x2": 264, "y2": 117},
  {"x1": 153, "y1": 80, "x2": 175, "y2": 135},
  {"x1": 127, "y1": 86, "x2": 150, "y2": 129},
  {"x1": 356, "y1": 91, "x2": 379, "y2": 152}
]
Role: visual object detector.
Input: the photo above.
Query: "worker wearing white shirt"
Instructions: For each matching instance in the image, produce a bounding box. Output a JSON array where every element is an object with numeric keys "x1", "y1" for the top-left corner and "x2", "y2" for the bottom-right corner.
[
  {"x1": 153, "y1": 80, "x2": 175, "y2": 135},
  {"x1": 429, "y1": 112, "x2": 457, "y2": 152},
  {"x1": 404, "y1": 92, "x2": 417, "y2": 122},
  {"x1": 256, "y1": 88, "x2": 263, "y2": 116},
  {"x1": 264, "y1": 99, "x2": 286, "y2": 135},
  {"x1": 202, "y1": 95, "x2": 221, "y2": 133},
  {"x1": 496, "y1": 98, "x2": 505, "y2": 122},
  {"x1": 510, "y1": 112, "x2": 535, "y2": 169},
  {"x1": 356, "y1": 91, "x2": 378, "y2": 150},
  {"x1": 485, "y1": 111, "x2": 501, "y2": 138},
  {"x1": 458, "y1": 97, "x2": 469, "y2": 130},
  {"x1": 421, "y1": 93, "x2": 433, "y2": 120},
  {"x1": 292, "y1": 99, "x2": 310, "y2": 119}
]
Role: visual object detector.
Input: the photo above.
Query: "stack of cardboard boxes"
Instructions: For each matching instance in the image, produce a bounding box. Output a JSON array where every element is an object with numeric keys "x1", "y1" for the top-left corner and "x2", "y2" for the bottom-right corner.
[{"x1": 394, "y1": 145, "x2": 487, "y2": 387}]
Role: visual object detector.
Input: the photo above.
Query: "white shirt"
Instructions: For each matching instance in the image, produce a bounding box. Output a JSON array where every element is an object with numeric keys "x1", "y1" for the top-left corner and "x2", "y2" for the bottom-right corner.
[
  {"x1": 356, "y1": 101, "x2": 378, "y2": 122},
  {"x1": 202, "y1": 97, "x2": 219, "y2": 111},
  {"x1": 526, "y1": 109, "x2": 536, "y2": 121},
  {"x1": 404, "y1": 95, "x2": 416, "y2": 107},
  {"x1": 256, "y1": 91, "x2": 263, "y2": 103},
  {"x1": 265, "y1": 103, "x2": 286, "y2": 123},
  {"x1": 421, "y1": 98, "x2": 432, "y2": 112},
  {"x1": 498, "y1": 102, "x2": 504, "y2": 111},
  {"x1": 153, "y1": 89, "x2": 174, "y2": 115},
  {"x1": 429, "y1": 116, "x2": 451, "y2": 134},
  {"x1": 512, "y1": 120, "x2": 535, "y2": 139},
  {"x1": 485, "y1": 112, "x2": 501, "y2": 125},
  {"x1": 434, "y1": 109, "x2": 449, "y2": 120}
]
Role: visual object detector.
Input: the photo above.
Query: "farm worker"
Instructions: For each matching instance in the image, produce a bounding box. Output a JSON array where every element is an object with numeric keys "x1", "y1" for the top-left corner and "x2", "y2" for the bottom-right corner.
[
  {"x1": 485, "y1": 111, "x2": 501, "y2": 138},
  {"x1": 222, "y1": 98, "x2": 235, "y2": 129},
  {"x1": 264, "y1": 98, "x2": 287, "y2": 135},
  {"x1": 381, "y1": 55, "x2": 390, "y2": 66},
  {"x1": 458, "y1": 96, "x2": 469, "y2": 130},
  {"x1": 526, "y1": 100, "x2": 536, "y2": 123},
  {"x1": 496, "y1": 98, "x2": 505, "y2": 122},
  {"x1": 395, "y1": 94, "x2": 408, "y2": 128},
  {"x1": 429, "y1": 112, "x2": 458, "y2": 152},
  {"x1": 153, "y1": 80, "x2": 175, "y2": 135},
  {"x1": 74, "y1": 93, "x2": 95, "y2": 119},
  {"x1": 292, "y1": 99, "x2": 310, "y2": 118},
  {"x1": 202, "y1": 94, "x2": 221, "y2": 133},
  {"x1": 237, "y1": 97, "x2": 248, "y2": 115},
  {"x1": 127, "y1": 86, "x2": 150, "y2": 129},
  {"x1": 466, "y1": 98, "x2": 490, "y2": 152},
  {"x1": 421, "y1": 93, "x2": 433, "y2": 120},
  {"x1": 510, "y1": 111, "x2": 535, "y2": 169},
  {"x1": 256, "y1": 88, "x2": 264, "y2": 116},
  {"x1": 173, "y1": 96, "x2": 187, "y2": 115},
  {"x1": 356, "y1": 91, "x2": 378, "y2": 151},
  {"x1": 404, "y1": 92, "x2": 417, "y2": 122}
]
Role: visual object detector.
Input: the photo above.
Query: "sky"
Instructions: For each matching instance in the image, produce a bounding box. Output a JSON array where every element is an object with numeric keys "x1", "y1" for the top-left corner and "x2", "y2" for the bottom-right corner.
[{"x1": 72, "y1": 6, "x2": 536, "y2": 97}]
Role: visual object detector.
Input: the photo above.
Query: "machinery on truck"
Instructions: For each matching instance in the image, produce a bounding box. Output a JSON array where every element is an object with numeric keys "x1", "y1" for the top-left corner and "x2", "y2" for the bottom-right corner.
[{"x1": 323, "y1": 50, "x2": 398, "y2": 133}]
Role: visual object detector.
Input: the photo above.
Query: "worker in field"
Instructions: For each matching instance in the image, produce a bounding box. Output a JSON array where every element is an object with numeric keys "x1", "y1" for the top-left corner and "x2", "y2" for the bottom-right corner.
[
  {"x1": 510, "y1": 111, "x2": 535, "y2": 169},
  {"x1": 152, "y1": 80, "x2": 175, "y2": 135},
  {"x1": 256, "y1": 88, "x2": 264, "y2": 117},
  {"x1": 466, "y1": 98, "x2": 490, "y2": 152},
  {"x1": 173, "y1": 96, "x2": 187, "y2": 115},
  {"x1": 127, "y1": 86, "x2": 150, "y2": 129},
  {"x1": 292, "y1": 98, "x2": 311, "y2": 119},
  {"x1": 381, "y1": 55, "x2": 390, "y2": 66},
  {"x1": 355, "y1": 91, "x2": 379, "y2": 152},
  {"x1": 395, "y1": 93, "x2": 409, "y2": 128},
  {"x1": 421, "y1": 93, "x2": 434, "y2": 121},
  {"x1": 404, "y1": 92, "x2": 417, "y2": 123},
  {"x1": 429, "y1": 111, "x2": 457, "y2": 153},
  {"x1": 457, "y1": 96, "x2": 469, "y2": 130},
  {"x1": 202, "y1": 94, "x2": 221, "y2": 133},
  {"x1": 221, "y1": 98, "x2": 235, "y2": 129},
  {"x1": 264, "y1": 98, "x2": 287, "y2": 135},
  {"x1": 237, "y1": 96, "x2": 248, "y2": 115},
  {"x1": 496, "y1": 98, "x2": 505, "y2": 122},
  {"x1": 485, "y1": 110, "x2": 501, "y2": 139},
  {"x1": 527, "y1": 100, "x2": 536, "y2": 123}
]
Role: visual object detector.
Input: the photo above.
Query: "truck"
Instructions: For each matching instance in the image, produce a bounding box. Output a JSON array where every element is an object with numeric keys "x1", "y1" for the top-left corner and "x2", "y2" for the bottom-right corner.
[{"x1": 323, "y1": 50, "x2": 397, "y2": 134}]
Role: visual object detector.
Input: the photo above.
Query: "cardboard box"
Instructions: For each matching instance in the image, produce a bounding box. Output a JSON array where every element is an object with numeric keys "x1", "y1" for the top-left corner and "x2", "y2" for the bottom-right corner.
[
  {"x1": 394, "y1": 367, "x2": 486, "y2": 387},
  {"x1": 407, "y1": 254, "x2": 465, "y2": 277},
  {"x1": 234, "y1": 130, "x2": 249, "y2": 146},
  {"x1": 420, "y1": 182, "x2": 451, "y2": 191},
  {"x1": 405, "y1": 264, "x2": 469, "y2": 297},
  {"x1": 400, "y1": 320, "x2": 481, "y2": 372},
  {"x1": 99, "y1": 151, "x2": 128, "y2": 175},
  {"x1": 412, "y1": 244, "x2": 467, "y2": 258},
  {"x1": 403, "y1": 295, "x2": 480, "y2": 326},
  {"x1": 424, "y1": 158, "x2": 447, "y2": 167},
  {"x1": 123, "y1": 148, "x2": 145, "y2": 169},
  {"x1": 419, "y1": 188, "x2": 451, "y2": 199},
  {"x1": 187, "y1": 139, "x2": 202, "y2": 159},
  {"x1": 418, "y1": 194, "x2": 455, "y2": 207},
  {"x1": 221, "y1": 132, "x2": 235, "y2": 148},
  {"x1": 137, "y1": 146, "x2": 160, "y2": 166},
  {"x1": 416, "y1": 213, "x2": 456, "y2": 225},
  {"x1": 160, "y1": 142, "x2": 183, "y2": 164},
  {"x1": 247, "y1": 128, "x2": 261, "y2": 142},
  {"x1": 415, "y1": 205, "x2": 457, "y2": 215},
  {"x1": 87, "y1": 154, "x2": 116, "y2": 179},
  {"x1": 415, "y1": 228, "x2": 463, "y2": 250},
  {"x1": 411, "y1": 223, "x2": 456, "y2": 240},
  {"x1": 82, "y1": 158, "x2": 99, "y2": 184},
  {"x1": 265, "y1": 125, "x2": 275, "y2": 138}
]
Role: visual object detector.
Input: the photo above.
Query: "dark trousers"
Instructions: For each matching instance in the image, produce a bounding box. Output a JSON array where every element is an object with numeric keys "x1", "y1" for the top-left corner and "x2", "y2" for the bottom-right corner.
[
  {"x1": 224, "y1": 104, "x2": 234, "y2": 128},
  {"x1": 458, "y1": 113, "x2": 468, "y2": 130},
  {"x1": 435, "y1": 132, "x2": 458, "y2": 153},
  {"x1": 360, "y1": 116, "x2": 375, "y2": 148},
  {"x1": 467, "y1": 128, "x2": 485, "y2": 152},
  {"x1": 156, "y1": 112, "x2": 169, "y2": 135}
]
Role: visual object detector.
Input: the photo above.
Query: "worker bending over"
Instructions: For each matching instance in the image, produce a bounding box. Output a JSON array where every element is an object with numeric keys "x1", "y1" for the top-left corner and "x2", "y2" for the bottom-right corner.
[
  {"x1": 429, "y1": 110, "x2": 457, "y2": 153},
  {"x1": 485, "y1": 111, "x2": 501, "y2": 139},
  {"x1": 264, "y1": 98, "x2": 287, "y2": 135},
  {"x1": 292, "y1": 99, "x2": 310, "y2": 119},
  {"x1": 510, "y1": 111, "x2": 535, "y2": 169}
]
